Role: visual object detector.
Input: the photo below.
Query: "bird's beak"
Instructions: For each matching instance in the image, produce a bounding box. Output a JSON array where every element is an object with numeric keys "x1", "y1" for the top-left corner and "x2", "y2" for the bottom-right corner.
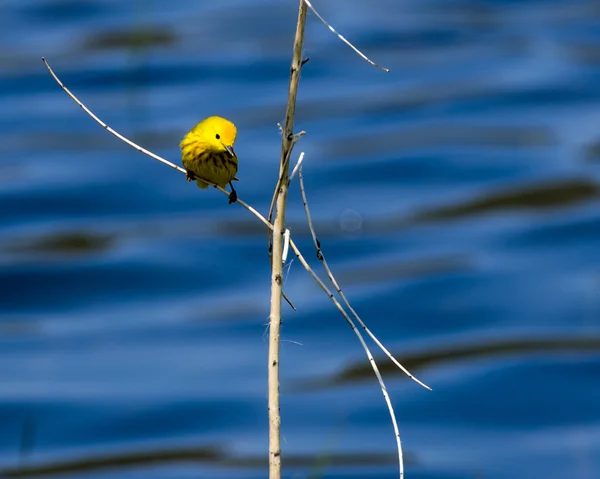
[{"x1": 225, "y1": 145, "x2": 236, "y2": 157}]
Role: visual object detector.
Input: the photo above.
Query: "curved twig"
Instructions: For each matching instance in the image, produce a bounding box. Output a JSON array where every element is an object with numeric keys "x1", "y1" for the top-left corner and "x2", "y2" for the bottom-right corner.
[
  {"x1": 298, "y1": 165, "x2": 431, "y2": 391},
  {"x1": 304, "y1": 0, "x2": 389, "y2": 72}
]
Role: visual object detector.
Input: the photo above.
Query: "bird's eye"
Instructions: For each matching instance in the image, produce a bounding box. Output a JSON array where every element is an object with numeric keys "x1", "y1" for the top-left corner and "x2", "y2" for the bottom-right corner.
[{"x1": 215, "y1": 134, "x2": 220, "y2": 140}]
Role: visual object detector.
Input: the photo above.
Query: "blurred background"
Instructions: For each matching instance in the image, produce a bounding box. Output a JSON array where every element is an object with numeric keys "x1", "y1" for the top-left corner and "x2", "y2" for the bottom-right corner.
[{"x1": 1, "y1": 0, "x2": 600, "y2": 478}]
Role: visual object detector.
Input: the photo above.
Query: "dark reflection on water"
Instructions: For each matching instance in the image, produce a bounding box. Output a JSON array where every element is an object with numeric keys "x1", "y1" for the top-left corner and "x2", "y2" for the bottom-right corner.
[
  {"x1": 326, "y1": 125, "x2": 557, "y2": 159},
  {"x1": 6, "y1": 231, "x2": 115, "y2": 256},
  {"x1": 84, "y1": 27, "x2": 177, "y2": 51},
  {"x1": 300, "y1": 334, "x2": 600, "y2": 389},
  {"x1": 405, "y1": 178, "x2": 600, "y2": 225},
  {"x1": 2, "y1": 1, "x2": 600, "y2": 479},
  {"x1": 1, "y1": 446, "x2": 401, "y2": 478}
]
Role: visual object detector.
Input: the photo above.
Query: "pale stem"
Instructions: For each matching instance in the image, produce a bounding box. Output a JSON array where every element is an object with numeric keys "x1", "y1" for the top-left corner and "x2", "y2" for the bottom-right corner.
[{"x1": 268, "y1": 2, "x2": 309, "y2": 478}]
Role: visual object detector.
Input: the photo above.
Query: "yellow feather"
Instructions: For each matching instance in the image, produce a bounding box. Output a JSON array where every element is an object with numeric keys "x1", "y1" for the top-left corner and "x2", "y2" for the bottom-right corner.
[{"x1": 180, "y1": 116, "x2": 239, "y2": 191}]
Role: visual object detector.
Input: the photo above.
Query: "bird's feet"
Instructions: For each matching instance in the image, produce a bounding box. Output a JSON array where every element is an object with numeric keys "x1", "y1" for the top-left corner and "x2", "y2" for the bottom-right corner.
[
  {"x1": 228, "y1": 181, "x2": 238, "y2": 204},
  {"x1": 185, "y1": 170, "x2": 196, "y2": 182}
]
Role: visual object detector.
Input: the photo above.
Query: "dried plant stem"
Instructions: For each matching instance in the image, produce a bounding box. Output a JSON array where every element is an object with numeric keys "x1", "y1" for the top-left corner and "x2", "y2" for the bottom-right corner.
[
  {"x1": 41, "y1": 59, "x2": 408, "y2": 475},
  {"x1": 268, "y1": 2, "x2": 308, "y2": 477},
  {"x1": 43, "y1": 14, "x2": 410, "y2": 472}
]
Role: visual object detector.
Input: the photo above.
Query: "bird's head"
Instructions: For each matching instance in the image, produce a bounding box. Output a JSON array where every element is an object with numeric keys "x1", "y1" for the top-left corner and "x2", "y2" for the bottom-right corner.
[{"x1": 194, "y1": 116, "x2": 237, "y2": 157}]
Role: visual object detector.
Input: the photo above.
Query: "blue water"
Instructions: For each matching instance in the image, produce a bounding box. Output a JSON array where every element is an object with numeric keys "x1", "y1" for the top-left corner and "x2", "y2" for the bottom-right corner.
[{"x1": 1, "y1": 0, "x2": 600, "y2": 478}]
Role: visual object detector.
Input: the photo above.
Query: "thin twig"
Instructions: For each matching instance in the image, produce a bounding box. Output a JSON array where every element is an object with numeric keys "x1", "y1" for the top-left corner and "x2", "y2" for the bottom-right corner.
[
  {"x1": 303, "y1": 0, "x2": 390, "y2": 72},
  {"x1": 298, "y1": 166, "x2": 431, "y2": 391},
  {"x1": 41, "y1": 58, "x2": 188, "y2": 174},
  {"x1": 40, "y1": 57, "x2": 280, "y2": 255}
]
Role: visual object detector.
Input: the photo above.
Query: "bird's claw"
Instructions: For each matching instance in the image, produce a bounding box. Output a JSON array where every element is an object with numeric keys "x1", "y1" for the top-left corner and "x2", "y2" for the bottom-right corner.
[{"x1": 228, "y1": 190, "x2": 238, "y2": 204}]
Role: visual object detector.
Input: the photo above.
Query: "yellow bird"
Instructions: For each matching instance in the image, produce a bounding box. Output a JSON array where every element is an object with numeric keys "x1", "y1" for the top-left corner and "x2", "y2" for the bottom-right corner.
[{"x1": 180, "y1": 116, "x2": 239, "y2": 204}]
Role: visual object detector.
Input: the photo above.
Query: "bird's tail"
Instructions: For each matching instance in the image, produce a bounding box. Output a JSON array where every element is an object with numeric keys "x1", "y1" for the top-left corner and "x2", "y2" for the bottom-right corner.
[{"x1": 195, "y1": 179, "x2": 209, "y2": 189}]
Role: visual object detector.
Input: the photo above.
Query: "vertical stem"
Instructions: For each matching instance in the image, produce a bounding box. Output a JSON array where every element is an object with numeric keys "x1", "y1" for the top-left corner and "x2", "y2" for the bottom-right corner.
[{"x1": 268, "y1": 2, "x2": 308, "y2": 479}]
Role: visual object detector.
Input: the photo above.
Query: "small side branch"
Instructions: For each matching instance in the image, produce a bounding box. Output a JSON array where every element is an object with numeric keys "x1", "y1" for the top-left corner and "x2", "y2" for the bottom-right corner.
[
  {"x1": 303, "y1": 0, "x2": 389, "y2": 72},
  {"x1": 298, "y1": 166, "x2": 431, "y2": 391}
]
